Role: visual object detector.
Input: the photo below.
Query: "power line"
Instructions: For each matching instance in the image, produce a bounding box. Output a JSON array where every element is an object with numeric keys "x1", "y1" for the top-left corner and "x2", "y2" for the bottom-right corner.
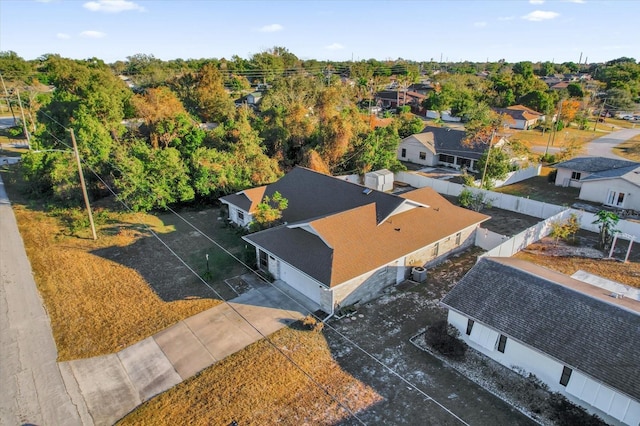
[{"x1": 35, "y1": 107, "x2": 470, "y2": 425}]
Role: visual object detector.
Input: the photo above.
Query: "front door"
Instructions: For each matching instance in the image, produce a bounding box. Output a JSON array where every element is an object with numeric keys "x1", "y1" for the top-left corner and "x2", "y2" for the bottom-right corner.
[{"x1": 606, "y1": 190, "x2": 625, "y2": 207}]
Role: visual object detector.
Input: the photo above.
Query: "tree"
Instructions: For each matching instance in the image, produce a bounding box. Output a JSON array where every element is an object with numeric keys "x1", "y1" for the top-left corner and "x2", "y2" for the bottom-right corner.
[
  {"x1": 567, "y1": 83, "x2": 584, "y2": 98},
  {"x1": 251, "y1": 191, "x2": 288, "y2": 231},
  {"x1": 592, "y1": 210, "x2": 619, "y2": 251},
  {"x1": 550, "y1": 213, "x2": 581, "y2": 246},
  {"x1": 476, "y1": 147, "x2": 512, "y2": 189},
  {"x1": 132, "y1": 86, "x2": 189, "y2": 148},
  {"x1": 353, "y1": 126, "x2": 405, "y2": 174}
]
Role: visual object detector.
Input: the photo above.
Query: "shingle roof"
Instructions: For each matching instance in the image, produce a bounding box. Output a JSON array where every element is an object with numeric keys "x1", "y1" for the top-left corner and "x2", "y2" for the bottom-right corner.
[
  {"x1": 441, "y1": 257, "x2": 640, "y2": 401},
  {"x1": 554, "y1": 157, "x2": 640, "y2": 173},
  {"x1": 493, "y1": 105, "x2": 543, "y2": 122},
  {"x1": 244, "y1": 187, "x2": 488, "y2": 287},
  {"x1": 580, "y1": 164, "x2": 640, "y2": 187},
  {"x1": 421, "y1": 126, "x2": 487, "y2": 160},
  {"x1": 221, "y1": 167, "x2": 405, "y2": 224}
]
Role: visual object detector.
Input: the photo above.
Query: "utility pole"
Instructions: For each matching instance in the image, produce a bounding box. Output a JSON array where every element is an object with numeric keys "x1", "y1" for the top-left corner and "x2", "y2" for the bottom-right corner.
[
  {"x1": 480, "y1": 130, "x2": 496, "y2": 190},
  {"x1": 0, "y1": 72, "x2": 17, "y2": 123},
  {"x1": 594, "y1": 98, "x2": 607, "y2": 132},
  {"x1": 69, "y1": 128, "x2": 97, "y2": 240},
  {"x1": 551, "y1": 100, "x2": 563, "y2": 147},
  {"x1": 15, "y1": 88, "x2": 31, "y2": 148}
]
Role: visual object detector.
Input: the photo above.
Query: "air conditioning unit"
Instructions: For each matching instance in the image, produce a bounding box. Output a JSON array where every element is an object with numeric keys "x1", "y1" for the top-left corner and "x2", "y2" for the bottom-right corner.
[
  {"x1": 411, "y1": 266, "x2": 427, "y2": 283},
  {"x1": 610, "y1": 292, "x2": 624, "y2": 299}
]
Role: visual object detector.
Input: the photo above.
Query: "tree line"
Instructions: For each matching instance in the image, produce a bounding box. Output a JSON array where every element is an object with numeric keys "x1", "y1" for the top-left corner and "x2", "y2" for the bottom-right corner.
[{"x1": 0, "y1": 49, "x2": 638, "y2": 211}]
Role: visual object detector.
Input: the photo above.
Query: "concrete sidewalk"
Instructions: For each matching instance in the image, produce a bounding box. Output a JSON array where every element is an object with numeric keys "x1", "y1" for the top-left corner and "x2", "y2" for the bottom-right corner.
[{"x1": 61, "y1": 279, "x2": 311, "y2": 425}]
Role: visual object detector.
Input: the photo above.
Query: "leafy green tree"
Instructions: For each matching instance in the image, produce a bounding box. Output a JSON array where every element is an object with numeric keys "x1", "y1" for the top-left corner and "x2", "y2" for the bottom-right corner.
[
  {"x1": 604, "y1": 88, "x2": 635, "y2": 111},
  {"x1": 513, "y1": 61, "x2": 534, "y2": 79},
  {"x1": 113, "y1": 140, "x2": 194, "y2": 211},
  {"x1": 567, "y1": 83, "x2": 584, "y2": 98},
  {"x1": 592, "y1": 210, "x2": 619, "y2": 250},
  {"x1": 396, "y1": 111, "x2": 424, "y2": 138},
  {"x1": 250, "y1": 191, "x2": 288, "y2": 231},
  {"x1": 477, "y1": 147, "x2": 512, "y2": 189},
  {"x1": 353, "y1": 126, "x2": 405, "y2": 174},
  {"x1": 0, "y1": 51, "x2": 33, "y2": 83}
]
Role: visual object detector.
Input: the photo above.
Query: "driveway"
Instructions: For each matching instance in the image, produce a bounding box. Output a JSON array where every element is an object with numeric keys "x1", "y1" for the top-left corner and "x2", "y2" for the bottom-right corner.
[
  {"x1": 585, "y1": 128, "x2": 640, "y2": 159},
  {"x1": 61, "y1": 276, "x2": 310, "y2": 425}
]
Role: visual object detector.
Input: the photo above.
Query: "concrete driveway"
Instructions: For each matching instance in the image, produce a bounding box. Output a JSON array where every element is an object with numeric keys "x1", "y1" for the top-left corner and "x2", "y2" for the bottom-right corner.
[
  {"x1": 61, "y1": 277, "x2": 310, "y2": 425},
  {"x1": 585, "y1": 128, "x2": 640, "y2": 159}
]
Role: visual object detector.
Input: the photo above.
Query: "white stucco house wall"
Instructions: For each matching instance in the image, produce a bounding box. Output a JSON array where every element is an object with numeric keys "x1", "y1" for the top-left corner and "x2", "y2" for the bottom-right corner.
[
  {"x1": 554, "y1": 157, "x2": 640, "y2": 210},
  {"x1": 220, "y1": 167, "x2": 489, "y2": 314},
  {"x1": 441, "y1": 257, "x2": 640, "y2": 426},
  {"x1": 492, "y1": 105, "x2": 544, "y2": 130},
  {"x1": 398, "y1": 126, "x2": 507, "y2": 173}
]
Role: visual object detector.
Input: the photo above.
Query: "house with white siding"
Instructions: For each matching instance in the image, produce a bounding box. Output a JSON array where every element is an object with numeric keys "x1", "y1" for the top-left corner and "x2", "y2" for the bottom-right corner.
[
  {"x1": 554, "y1": 157, "x2": 640, "y2": 210},
  {"x1": 220, "y1": 167, "x2": 488, "y2": 313},
  {"x1": 441, "y1": 257, "x2": 640, "y2": 426},
  {"x1": 398, "y1": 126, "x2": 506, "y2": 172}
]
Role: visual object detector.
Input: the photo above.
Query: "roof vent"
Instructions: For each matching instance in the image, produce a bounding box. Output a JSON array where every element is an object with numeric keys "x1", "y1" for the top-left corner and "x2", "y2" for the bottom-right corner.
[{"x1": 362, "y1": 188, "x2": 373, "y2": 195}]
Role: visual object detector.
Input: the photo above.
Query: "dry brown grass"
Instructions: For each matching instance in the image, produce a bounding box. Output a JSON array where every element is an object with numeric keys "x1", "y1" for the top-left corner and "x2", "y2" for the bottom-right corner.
[
  {"x1": 117, "y1": 327, "x2": 382, "y2": 426},
  {"x1": 506, "y1": 126, "x2": 601, "y2": 154},
  {"x1": 515, "y1": 247, "x2": 640, "y2": 288},
  {"x1": 11, "y1": 203, "x2": 220, "y2": 360},
  {"x1": 613, "y1": 133, "x2": 640, "y2": 161}
]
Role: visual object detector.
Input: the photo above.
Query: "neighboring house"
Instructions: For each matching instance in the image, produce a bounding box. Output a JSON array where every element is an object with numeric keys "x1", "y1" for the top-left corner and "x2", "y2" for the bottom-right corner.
[
  {"x1": 397, "y1": 126, "x2": 506, "y2": 172},
  {"x1": 554, "y1": 157, "x2": 640, "y2": 210},
  {"x1": 220, "y1": 167, "x2": 488, "y2": 313},
  {"x1": 245, "y1": 91, "x2": 263, "y2": 106},
  {"x1": 492, "y1": 105, "x2": 544, "y2": 130},
  {"x1": 441, "y1": 257, "x2": 640, "y2": 426},
  {"x1": 375, "y1": 90, "x2": 426, "y2": 110}
]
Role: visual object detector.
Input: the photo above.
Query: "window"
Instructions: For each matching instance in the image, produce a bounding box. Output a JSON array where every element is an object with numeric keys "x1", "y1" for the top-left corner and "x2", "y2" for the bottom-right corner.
[
  {"x1": 439, "y1": 154, "x2": 455, "y2": 164},
  {"x1": 606, "y1": 190, "x2": 625, "y2": 207},
  {"x1": 456, "y1": 157, "x2": 472, "y2": 169},
  {"x1": 497, "y1": 335, "x2": 507, "y2": 353},
  {"x1": 237, "y1": 209, "x2": 245, "y2": 223},
  {"x1": 466, "y1": 319, "x2": 474, "y2": 336},
  {"x1": 560, "y1": 366, "x2": 572, "y2": 386},
  {"x1": 455, "y1": 232, "x2": 462, "y2": 246},
  {"x1": 401, "y1": 148, "x2": 407, "y2": 158},
  {"x1": 259, "y1": 250, "x2": 268, "y2": 269},
  {"x1": 419, "y1": 151, "x2": 427, "y2": 160},
  {"x1": 432, "y1": 242, "x2": 439, "y2": 257},
  {"x1": 571, "y1": 171, "x2": 582, "y2": 180}
]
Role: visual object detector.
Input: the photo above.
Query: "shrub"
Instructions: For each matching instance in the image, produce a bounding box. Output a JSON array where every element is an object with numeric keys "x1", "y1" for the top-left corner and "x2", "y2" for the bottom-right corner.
[
  {"x1": 302, "y1": 315, "x2": 324, "y2": 333},
  {"x1": 548, "y1": 393, "x2": 607, "y2": 426},
  {"x1": 424, "y1": 320, "x2": 466, "y2": 360}
]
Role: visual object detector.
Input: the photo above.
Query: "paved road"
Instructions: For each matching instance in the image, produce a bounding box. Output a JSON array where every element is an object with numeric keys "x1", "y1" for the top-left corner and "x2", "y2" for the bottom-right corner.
[
  {"x1": 0, "y1": 174, "x2": 88, "y2": 426},
  {"x1": 585, "y1": 128, "x2": 640, "y2": 159}
]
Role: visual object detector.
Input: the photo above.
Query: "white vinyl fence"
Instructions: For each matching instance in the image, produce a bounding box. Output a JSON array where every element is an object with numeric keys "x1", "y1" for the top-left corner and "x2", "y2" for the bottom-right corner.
[{"x1": 395, "y1": 171, "x2": 640, "y2": 257}]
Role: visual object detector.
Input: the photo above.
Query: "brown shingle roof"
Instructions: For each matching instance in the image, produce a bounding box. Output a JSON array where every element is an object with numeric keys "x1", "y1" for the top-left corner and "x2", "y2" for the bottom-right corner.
[{"x1": 245, "y1": 188, "x2": 489, "y2": 287}]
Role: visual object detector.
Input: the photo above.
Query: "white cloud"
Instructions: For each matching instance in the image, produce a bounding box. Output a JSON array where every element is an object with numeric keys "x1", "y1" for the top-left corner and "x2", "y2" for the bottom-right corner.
[
  {"x1": 498, "y1": 16, "x2": 515, "y2": 21},
  {"x1": 83, "y1": 0, "x2": 144, "y2": 13},
  {"x1": 80, "y1": 30, "x2": 106, "y2": 38},
  {"x1": 522, "y1": 10, "x2": 559, "y2": 21},
  {"x1": 566, "y1": 0, "x2": 585, "y2": 3},
  {"x1": 56, "y1": 33, "x2": 71, "y2": 39},
  {"x1": 258, "y1": 24, "x2": 283, "y2": 33},
  {"x1": 325, "y1": 43, "x2": 344, "y2": 51},
  {"x1": 529, "y1": 0, "x2": 545, "y2": 4},
  {"x1": 474, "y1": 21, "x2": 487, "y2": 28}
]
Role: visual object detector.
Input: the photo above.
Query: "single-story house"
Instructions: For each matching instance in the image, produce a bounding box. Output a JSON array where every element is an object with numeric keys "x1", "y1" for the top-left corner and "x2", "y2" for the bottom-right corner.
[
  {"x1": 220, "y1": 167, "x2": 488, "y2": 313},
  {"x1": 492, "y1": 105, "x2": 544, "y2": 130},
  {"x1": 554, "y1": 157, "x2": 640, "y2": 210},
  {"x1": 375, "y1": 90, "x2": 426, "y2": 110},
  {"x1": 397, "y1": 126, "x2": 506, "y2": 172},
  {"x1": 441, "y1": 257, "x2": 640, "y2": 426}
]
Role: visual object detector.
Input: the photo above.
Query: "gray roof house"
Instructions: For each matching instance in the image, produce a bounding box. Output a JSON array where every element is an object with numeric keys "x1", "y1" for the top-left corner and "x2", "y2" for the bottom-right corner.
[
  {"x1": 441, "y1": 257, "x2": 640, "y2": 425},
  {"x1": 397, "y1": 126, "x2": 506, "y2": 172},
  {"x1": 220, "y1": 167, "x2": 488, "y2": 313},
  {"x1": 554, "y1": 157, "x2": 640, "y2": 210}
]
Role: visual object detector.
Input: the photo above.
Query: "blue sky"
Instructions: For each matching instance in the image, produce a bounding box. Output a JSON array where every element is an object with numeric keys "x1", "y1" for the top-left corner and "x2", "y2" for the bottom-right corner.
[{"x1": 1, "y1": 0, "x2": 639, "y2": 64}]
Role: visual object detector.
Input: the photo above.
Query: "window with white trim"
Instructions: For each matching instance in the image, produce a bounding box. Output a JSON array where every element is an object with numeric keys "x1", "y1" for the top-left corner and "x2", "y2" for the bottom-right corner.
[
  {"x1": 571, "y1": 171, "x2": 581, "y2": 180},
  {"x1": 497, "y1": 335, "x2": 507, "y2": 353},
  {"x1": 466, "y1": 319, "x2": 474, "y2": 336}
]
